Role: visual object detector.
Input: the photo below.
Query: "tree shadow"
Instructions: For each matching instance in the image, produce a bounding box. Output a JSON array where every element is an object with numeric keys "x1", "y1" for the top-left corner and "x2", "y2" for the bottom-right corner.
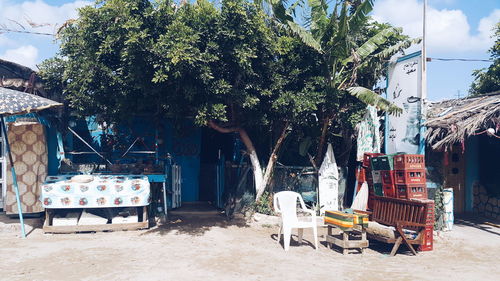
[
  {"x1": 269, "y1": 233, "x2": 317, "y2": 250},
  {"x1": 366, "y1": 239, "x2": 415, "y2": 256},
  {"x1": 142, "y1": 213, "x2": 249, "y2": 237},
  {"x1": 454, "y1": 214, "x2": 500, "y2": 237}
]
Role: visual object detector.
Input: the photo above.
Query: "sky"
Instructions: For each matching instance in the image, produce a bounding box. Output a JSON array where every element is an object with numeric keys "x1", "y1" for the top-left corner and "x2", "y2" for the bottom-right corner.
[{"x1": 0, "y1": 0, "x2": 499, "y2": 101}]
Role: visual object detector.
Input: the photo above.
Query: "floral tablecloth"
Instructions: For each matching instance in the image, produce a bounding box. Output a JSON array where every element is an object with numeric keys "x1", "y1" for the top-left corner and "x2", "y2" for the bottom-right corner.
[{"x1": 41, "y1": 175, "x2": 150, "y2": 208}]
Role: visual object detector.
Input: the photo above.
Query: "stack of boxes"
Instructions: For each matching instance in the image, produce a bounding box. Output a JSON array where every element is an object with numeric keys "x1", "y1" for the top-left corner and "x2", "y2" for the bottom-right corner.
[
  {"x1": 362, "y1": 153, "x2": 383, "y2": 209},
  {"x1": 393, "y1": 154, "x2": 427, "y2": 200},
  {"x1": 367, "y1": 153, "x2": 428, "y2": 200},
  {"x1": 361, "y1": 152, "x2": 434, "y2": 251},
  {"x1": 370, "y1": 153, "x2": 399, "y2": 198}
]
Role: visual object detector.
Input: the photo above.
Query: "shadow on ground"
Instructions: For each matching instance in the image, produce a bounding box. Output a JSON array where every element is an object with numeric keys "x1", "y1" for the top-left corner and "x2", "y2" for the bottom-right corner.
[
  {"x1": 0, "y1": 212, "x2": 43, "y2": 236},
  {"x1": 269, "y1": 233, "x2": 317, "y2": 251},
  {"x1": 454, "y1": 214, "x2": 500, "y2": 237},
  {"x1": 142, "y1": 202, "x2": 249, "y2": 236}
]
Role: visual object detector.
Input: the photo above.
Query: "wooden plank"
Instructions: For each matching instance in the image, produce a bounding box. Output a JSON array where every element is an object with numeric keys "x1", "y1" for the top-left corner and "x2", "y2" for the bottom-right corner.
[
  {"x1": 326, "y1": 235, "x2": 369, "y2": 249},
  {"x1": 43, "y1": 221, "x2": 148, "y2": 234},
  {"x1": 43, "y1": 206, "x2": 149, "y2": 234}
]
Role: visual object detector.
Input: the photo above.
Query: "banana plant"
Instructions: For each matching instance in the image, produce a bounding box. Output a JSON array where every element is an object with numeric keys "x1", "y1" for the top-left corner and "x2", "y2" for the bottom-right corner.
[
  {"x1": 269, "y1": 0, "x2": 420, "y2": 114},
  {"x1": 268, "y1": 0, "x2": 420, "y2": 163}
]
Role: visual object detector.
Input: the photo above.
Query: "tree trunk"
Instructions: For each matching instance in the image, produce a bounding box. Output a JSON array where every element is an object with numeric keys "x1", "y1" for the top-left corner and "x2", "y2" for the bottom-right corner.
[
  {"x1": 207, "y1": 121, "x2": 290, "y2": 201},
  {"x1": 260, "y1": 122, "x2": 289, "y2": 200},
  {"x1": 315, "y1": 116, "x2": 331, "y2": 166},
  {"x1": 207, "y1": 121, "x2": 264, "y2": 200}
]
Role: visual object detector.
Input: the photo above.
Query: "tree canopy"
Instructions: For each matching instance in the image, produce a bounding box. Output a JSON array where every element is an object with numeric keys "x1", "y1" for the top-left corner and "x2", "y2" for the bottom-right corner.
[
  {"x1": 39, "y1": 0, "x2": 419, "y2": 199},
  {"x1": 470, "y1": 22, "x2": 500, "y2": 96}
]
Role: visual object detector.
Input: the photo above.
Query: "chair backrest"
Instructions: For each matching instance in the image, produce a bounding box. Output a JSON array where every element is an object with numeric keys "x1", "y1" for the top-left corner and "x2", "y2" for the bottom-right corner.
[
  {"x1": 274, "y1": 191, "x2": 306, "y2": 222},
  {"x1": 372, "y1": 196, "x2": 428, "y2": 230}
]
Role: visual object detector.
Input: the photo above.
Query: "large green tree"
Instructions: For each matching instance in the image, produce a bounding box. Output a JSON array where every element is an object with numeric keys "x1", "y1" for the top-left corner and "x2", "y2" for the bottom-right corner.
[
  {"x1": 40, "y1": 0, "x2": 416, "y2": 201},
  {"x1": 40, "y1": 0, "x2": 324, "y2": 200},
  {"x1": 470, "y1": 22, "x2": 500, "y2": 96}
]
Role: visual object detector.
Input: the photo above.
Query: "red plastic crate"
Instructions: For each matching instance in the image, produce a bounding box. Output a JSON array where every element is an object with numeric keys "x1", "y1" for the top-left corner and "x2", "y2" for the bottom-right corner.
[
  {"x1": 363, "y1": 153, "x2": 384, "y2": 168},
  {"x1": 396, "y1": 184, "x2": 428, "y2": 200},
  {"x1": 419, "y1": 226, "x2": 433, "y2": 251},
  {"x1": 394, "y1": 154, "x2": 425, "y2": 170},
  {"x1": 366, "y1": 178, "x2": 373, "y2": 186},
  {"x1": 365, "y1": 167, "x2": 373, "y2": 181},
  {"x1": 371, "y1": 170, "x2": 382, "y2": 184},
  {"x1": 382, "y1": 183, "x2": 396, "y2": 198},
  {"x1": 381, "y1": 170, "x2": 395, "y2": 185},
  {"x1": 395, "y1": 169, "x2": 426, "y2": 184}
]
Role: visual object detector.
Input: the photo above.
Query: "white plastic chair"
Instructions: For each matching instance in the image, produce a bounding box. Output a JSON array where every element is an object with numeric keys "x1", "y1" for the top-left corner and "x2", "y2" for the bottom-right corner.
[{"x1": 274, "y1": 191, "x2": 318, "y2": 251}]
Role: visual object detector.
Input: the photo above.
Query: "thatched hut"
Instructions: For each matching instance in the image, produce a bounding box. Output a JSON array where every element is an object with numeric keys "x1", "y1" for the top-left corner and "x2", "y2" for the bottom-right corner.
[
  {"x1": 0, "y1": 58, "x2": 46, "y2": 95},
  {"x1": 424, "y1": 91, "x2": 500, "y2": 219}
]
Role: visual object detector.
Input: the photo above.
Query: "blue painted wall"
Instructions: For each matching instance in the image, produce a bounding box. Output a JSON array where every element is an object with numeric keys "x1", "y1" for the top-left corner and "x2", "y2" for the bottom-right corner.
[
  {"x1": 46, "y1": 125, "x2": 59, "y2": 175},
  {"x1": 46, "y1": 116, "x2": 202, "y2": 202},
  {"x1": 165, "y1": 120, "x2": 201, "y2": 202}
]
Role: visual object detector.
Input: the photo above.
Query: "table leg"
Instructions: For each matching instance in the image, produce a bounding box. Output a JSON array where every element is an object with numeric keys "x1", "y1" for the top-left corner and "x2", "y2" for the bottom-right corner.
[
  {"x1": 162, "y1": 181, "x2": 168, "y2": 218},
  {"x1": 342, "y1": 232, "x2": 348, "y2": 255}
]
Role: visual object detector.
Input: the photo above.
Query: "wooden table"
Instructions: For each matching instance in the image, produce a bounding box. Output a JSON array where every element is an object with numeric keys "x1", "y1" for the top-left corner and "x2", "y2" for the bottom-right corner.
[{"x1": 324, "y1": 210, "x2": 369, "y2": 254}]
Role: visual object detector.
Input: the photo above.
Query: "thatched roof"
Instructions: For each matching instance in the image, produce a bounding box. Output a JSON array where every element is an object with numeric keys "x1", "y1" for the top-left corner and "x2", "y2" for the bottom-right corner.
[
  {"x1": 425, "y1": 91, "x2": 500, "y2": 149},
  {"x1": 0, "y1": 58, "x2": 46, "y2": 96}
]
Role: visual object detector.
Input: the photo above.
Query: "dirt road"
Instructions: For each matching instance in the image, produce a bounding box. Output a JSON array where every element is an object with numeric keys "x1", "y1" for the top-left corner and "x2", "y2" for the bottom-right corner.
[{"x1": 1, "y1": 213, "x2": 499, "y2": 281}]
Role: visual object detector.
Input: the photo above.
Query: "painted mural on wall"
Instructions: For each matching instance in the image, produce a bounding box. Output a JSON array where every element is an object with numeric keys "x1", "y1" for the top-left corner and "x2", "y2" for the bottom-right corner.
[{"x1": 386, "y1": 52, "x2": 423, "y2": 154}]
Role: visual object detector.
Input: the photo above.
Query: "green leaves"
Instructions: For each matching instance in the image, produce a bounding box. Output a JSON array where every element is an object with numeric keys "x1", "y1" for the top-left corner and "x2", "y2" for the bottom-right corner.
[
  {"x1": 347, "y1": 86, "x2": 402, "y2": 115},
  {"x1": 343, "y1": 27, "x2": 397, "y2": 64},
  {"x1": 287, "y1": 21, "x2": 323, "y2": 53},
  {"x1": 348, "y1": 0, "x2": 374, "y2": 33}
]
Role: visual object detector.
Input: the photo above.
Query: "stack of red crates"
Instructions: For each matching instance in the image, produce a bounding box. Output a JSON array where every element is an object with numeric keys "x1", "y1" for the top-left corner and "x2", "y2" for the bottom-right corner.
[
  {"x1": 361, "y1": 153, "x2": 384, "y2": 209},
  {"x1": 393, "y1": 154, "x2": 427, "y2": 200}
]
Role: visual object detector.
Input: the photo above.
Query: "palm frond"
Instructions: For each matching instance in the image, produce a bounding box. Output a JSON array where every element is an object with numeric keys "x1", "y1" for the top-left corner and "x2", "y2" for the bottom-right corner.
[
  {"x1": 343, "y1": 27, "x2": 397, "y2": 65},
  {"x1": 270, "y1": 0, "x2": 294, "y2": 23},
  {"x1": 335, "y1": 1, "x2": 348, "y2": 41},
  {"x1": 287, "y1": 21, "x2": 323, "y2": 53},
  {"x1": 308, "y1": 0, "x2": 329, "y2": 38},
  {"x1": 348, "y1": 0, "x2": 374, "y2": 33},
  {"x1": 320, "y1": 1, "x2": 339, "y2": 45},
  {"x1": 347, "y1": 86, "x2": 402, "y2": 115},
  {"x1": 374, "y1": 37, "x2": 422, "y2": 59}
]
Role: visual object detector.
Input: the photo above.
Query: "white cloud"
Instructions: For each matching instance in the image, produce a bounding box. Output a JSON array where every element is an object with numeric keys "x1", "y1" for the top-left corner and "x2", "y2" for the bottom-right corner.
[
  {"x1": 0, "y1": 1, "x2": 91, "y2": 67},
  {"x1": 0, "y1": 34, "x2": 16, "y2": 47},
  {"x1": 372, "y1": 0, "x2": 500, "y2": 54},
  {"x1": 0, "y1": 45, "x2": 39, "y2": 69},
  {"x1": 0, "y1": 0, "x2": 91, "y2": 34}
]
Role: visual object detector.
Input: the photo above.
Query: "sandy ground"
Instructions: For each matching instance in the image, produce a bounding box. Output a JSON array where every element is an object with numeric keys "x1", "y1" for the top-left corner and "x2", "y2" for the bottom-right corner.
[{"x1": 0, "y1": 210, "x2": 499, "y2": 281}]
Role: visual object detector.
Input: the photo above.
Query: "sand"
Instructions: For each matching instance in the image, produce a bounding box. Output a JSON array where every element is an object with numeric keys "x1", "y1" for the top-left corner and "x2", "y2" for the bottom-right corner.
[{"x1": 0, "y1": 213, "x2": 499, "y2": 281}]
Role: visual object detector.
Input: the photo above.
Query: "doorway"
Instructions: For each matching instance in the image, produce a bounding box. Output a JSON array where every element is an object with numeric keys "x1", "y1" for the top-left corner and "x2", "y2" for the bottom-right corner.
[{"x1": 444, "y1": 144, "x2": 466, "y2": 214}]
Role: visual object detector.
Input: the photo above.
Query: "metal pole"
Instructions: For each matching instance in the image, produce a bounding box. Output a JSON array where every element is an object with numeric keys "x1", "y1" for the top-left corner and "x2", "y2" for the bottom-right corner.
[
  {"x1": 1, "y1": 115, "x2": 26, "y2": 238},
  {"x1": 419, "y1": 0, "x2": 428, "y2": 155}
]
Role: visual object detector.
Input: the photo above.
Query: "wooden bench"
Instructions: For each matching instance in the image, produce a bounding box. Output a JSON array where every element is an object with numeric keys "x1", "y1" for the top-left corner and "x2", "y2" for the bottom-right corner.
[{"x1": 367, "y1": 196, "x2": 431, "y2": 256}]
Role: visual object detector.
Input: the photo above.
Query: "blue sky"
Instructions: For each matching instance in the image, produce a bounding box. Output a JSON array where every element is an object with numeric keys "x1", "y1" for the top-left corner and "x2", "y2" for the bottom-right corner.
[{"x1": 1, "y1": 0, "x2": 499, "y2": 101}]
